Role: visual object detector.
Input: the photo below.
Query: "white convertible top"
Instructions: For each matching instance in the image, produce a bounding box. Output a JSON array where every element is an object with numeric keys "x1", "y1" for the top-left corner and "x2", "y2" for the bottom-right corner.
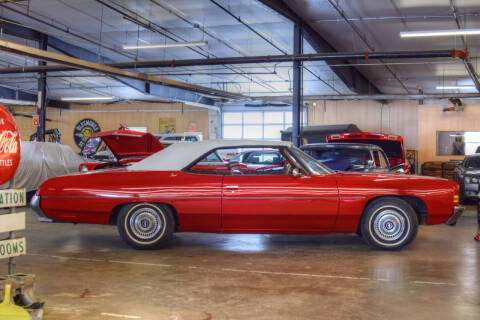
[{"x1": 128, "y1": 139, "x2": 292, "y2": 171}]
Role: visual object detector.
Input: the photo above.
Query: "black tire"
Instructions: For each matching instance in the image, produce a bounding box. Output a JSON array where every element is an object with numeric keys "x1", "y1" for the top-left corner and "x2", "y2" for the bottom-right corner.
[
  {"x1": 117, "y1": 203, "x2": 174, "y2": 249},
  {"x1": 360, "y1": 197, "x2": 418, "y2": 250}
]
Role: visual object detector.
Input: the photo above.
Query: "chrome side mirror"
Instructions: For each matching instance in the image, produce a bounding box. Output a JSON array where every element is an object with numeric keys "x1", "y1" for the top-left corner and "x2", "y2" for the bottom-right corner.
[
  {"x1": 390, "y1": 163, "x2": 406, "y2": 173},
  {"x1": 367, "y1": 160, "x2": 375, "y2": 168},
  {"x1": 292, "y1": 168, "x2": 302, "y2": 177},
  {"x1": 228, "y1": 161, "x2": 240, "y2": 170}
]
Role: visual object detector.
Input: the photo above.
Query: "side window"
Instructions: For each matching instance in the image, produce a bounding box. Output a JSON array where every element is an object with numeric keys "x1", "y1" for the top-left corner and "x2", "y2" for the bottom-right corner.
[
  {"x1": 185, "y1": 136, "x2": 198, "y2": 142},
  {"x1": 373, "y1": 151, "x2": 388, "y2": 168},
  {"x1": 204, "y1": 152, "x2": 222, "y2": 163},
  {"x1": 188, "y1": 147, "x2": 292, "y2": 175}
]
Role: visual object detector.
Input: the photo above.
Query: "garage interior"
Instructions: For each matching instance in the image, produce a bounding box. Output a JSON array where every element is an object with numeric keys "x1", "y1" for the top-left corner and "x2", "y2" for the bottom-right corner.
[{"x1": 0, "y1": 0, "x2": 479, "y2": 319}]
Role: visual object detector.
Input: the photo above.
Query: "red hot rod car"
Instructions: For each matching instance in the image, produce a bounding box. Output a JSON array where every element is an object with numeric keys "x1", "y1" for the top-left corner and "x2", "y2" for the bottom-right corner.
[
  {"x1": 79, "y1": 129, "x2": 164, "y2": 171},
  {"x1": 32, "y1": 140, "x2": 463, "y2": 250}
]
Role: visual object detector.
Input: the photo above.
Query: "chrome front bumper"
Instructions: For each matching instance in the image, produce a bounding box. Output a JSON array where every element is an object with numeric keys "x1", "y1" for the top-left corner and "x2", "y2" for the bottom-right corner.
[
  {"x1": 30, "y1": 194, "x2": 52, "y2": 222},
  {"x1": 445, "y1": 205, "x2": 465, "y2": 226}
]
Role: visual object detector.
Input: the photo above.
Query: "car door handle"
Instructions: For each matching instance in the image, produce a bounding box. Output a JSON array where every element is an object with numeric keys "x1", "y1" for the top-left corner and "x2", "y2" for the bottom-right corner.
[{"x1": 225, "y1": 185, "x2": 239, "y2": 190}]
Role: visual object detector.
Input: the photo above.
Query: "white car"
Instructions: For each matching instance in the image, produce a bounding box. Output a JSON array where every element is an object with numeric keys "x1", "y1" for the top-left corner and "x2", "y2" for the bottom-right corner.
[{"x1": 154, "y1": 132, "x2": 203, "y2": 147}]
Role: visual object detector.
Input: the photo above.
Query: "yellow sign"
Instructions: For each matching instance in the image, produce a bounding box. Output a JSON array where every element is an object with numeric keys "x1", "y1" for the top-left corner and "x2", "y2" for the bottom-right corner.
[
  {"x1": 0, "y1": 237, "x2": 26, "y2": 259},
  {"x1": 159, "y1": 118, "x2": 176, "y2": 134},
  {"x1": 0, "y1": 189, "x2": 25, "y2": 208}
]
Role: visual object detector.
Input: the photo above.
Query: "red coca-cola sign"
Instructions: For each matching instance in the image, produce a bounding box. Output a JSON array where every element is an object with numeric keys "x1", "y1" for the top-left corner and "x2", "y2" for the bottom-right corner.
[{"x1": 0, "y1": 105, "x2": 20, "y2": 184}]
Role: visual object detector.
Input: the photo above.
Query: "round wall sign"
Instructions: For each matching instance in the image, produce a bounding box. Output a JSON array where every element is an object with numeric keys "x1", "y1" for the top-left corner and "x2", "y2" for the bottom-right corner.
[
  {"x1": 0, "y1": 105, "x2": 21, "y2": 185},
  {"x1": 74, "y1": 119, "x2": 101, "y2": 149}
]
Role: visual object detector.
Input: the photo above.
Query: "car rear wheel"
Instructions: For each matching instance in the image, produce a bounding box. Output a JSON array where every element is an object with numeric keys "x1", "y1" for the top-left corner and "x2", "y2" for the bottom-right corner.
[
  {"x1": 361, "y1": 197, "x2": 418, "y2": 250},
  {"x1": 117, "y1": 203, "x2": 174, "y2": 249}
]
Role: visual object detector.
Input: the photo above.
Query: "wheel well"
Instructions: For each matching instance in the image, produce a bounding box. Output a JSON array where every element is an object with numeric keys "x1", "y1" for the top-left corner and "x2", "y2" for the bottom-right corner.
[
  {"x1": 357, "y1": 195, "x2": 427, "y2": 232},
  {"x1": 109, "y1": 202, "x2": 180, "y2": 231}
]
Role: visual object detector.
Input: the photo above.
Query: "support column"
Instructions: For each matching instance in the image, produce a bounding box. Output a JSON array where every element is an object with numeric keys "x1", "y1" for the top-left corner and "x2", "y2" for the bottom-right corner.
[
  {"x1": 36, "y1": 34, "x2": 47, "y2": 142},
  {"x1": 292, "y1": 23, "x2": 303, "y2": 146}
]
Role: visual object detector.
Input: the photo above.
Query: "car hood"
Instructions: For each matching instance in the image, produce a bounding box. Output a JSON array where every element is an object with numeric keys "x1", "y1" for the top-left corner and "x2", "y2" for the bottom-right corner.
[{"x1": 92, "y1": 129, "x2": 164, "y2": 159}]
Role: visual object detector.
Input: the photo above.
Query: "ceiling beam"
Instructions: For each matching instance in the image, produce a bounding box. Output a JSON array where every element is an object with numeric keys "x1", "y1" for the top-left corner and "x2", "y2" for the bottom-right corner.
[
  {"x1": 0, "y1": 18, "x2": 220, "y2": 105},
  {"x1": 325, "y1": 0, "x2": 410, "y2": 93},
  {"x1": 0, "y1": 39, "x2": 247, "y2": 100},
  {"x1": 258, "y1": 93, "x2": 480, "y2": 101},
  {"x1": 0, "y1": 83, "x2": 69, "y2": 108},
  {"x1": 0, "y1": 17, "x2": 40, "y2": 40},
  {"x1": 0, "y1": 49, "x2": 462, "y2": 73},
  {"x1": 257, "y1": 0, "x2": 382, "y2": 95},
  {"x1": 47, "y1": 36, "x2": 150, "y2": 95}
]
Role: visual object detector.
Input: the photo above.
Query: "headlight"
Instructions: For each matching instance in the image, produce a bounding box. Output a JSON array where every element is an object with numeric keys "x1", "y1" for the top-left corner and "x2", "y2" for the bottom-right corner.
[
  {"x1": 473, "y1": 177, "x2": 479, "y2": 183},
  {"x1": 80, "y1": 165, "x2": 89, "y2": 172},
  {"x1": 465, "y1": 176, "x2": 471, "y2": 183}
]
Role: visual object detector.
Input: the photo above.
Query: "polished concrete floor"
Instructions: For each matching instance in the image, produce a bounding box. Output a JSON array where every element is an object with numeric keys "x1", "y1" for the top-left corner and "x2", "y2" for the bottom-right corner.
[{"x1": 2, "y1": 206, "x2": 479, "y2": 320}]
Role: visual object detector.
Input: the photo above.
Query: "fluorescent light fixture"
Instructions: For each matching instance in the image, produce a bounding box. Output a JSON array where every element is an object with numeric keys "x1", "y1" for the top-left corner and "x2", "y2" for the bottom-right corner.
[
  {"x1": 122, "y1": 41, "x2": 208, "y2": 50},
  {"x1": 400, "y1": 29, "x2": 480, "y2": 38},
  {"x1": 436, "y1": 86, "x2": 476, "y2": 90},
  {"x1": 0, "y1": 98, "x2": 36, "y2": 106},
  {"x1": 61, "y1": 97, "x2": 114, "y2": 101}
]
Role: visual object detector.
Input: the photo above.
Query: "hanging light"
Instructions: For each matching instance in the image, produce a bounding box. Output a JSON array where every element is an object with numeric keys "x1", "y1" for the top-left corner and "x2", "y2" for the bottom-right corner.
[
  {"x1": 123, "y1": 41, "x2": 208, "y2": 50},
  {"x1": 400, "y1": 29, "x2": 480, "y2": 38},
  {"x1": 61, "y1": 97, "x2": 114, "y2": 101}
]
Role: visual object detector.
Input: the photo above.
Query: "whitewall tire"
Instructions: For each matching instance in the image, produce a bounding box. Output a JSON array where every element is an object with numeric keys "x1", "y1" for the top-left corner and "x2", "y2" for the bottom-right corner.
[
  {"x1": 117, "y1": 203, "x2": 174, "y2": 249},
  {"x1": 361, "y1": 197, "x2": 418, "y2": 250}
]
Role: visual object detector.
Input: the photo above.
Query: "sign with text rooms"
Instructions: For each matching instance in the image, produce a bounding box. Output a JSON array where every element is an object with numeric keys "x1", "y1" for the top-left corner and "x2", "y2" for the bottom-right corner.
[
  {"x1": 0, "y1": 189, "x2": 27, "y2": 260},
  {"x1": 0, "y1": 237, "x2": 26, "y2": 259}
]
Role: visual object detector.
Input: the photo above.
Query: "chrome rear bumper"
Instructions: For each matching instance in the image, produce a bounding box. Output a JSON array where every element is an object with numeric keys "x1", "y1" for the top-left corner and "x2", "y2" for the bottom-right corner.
[
  {"x1": 445, "y1": 205, "x2": 465, "y2": 226},
  {"x1": 30, "y1": 194, "x2": 48, "y2": 219}
]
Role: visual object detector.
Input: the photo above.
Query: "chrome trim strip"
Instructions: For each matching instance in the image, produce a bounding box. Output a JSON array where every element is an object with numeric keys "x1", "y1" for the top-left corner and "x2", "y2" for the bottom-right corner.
[
  {"x1": 41, "y1": 195, "x2": 366, "y2": 200},
  {"x1": 42, "y1": 196, "x2": 220, "y2": 199},
  {"x1": 222, "y1": 196, "x2": 365, "y2": 200}
]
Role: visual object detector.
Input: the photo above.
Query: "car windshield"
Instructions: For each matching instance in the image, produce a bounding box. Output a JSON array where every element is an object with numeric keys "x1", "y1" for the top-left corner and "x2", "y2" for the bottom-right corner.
[
  {"x1": 290, "y1": 147, "x2": 334, "y2": 175},
  {"x1": 163, "y1": 136, "x2": 182, "y2": 141},
  {"x1": 305, "y1": 147, "x2": 371, "y2": 162},
  {"x1": 465, "y1": 157, "x2": 480, "y2": 168},
  {"x1": 334, "y1": 139, "x2": 402, "y2": 159},
  {"x1": 82, "y1": 137, "x2": 116, "y2": 161},
  {"x1": 303, "y1": 146, "x2": 373, "y2": 171}
]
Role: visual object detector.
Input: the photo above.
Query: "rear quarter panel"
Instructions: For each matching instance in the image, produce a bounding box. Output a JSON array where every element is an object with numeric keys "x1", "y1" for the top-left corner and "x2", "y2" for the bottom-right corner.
[
  {"x1": 334, "y1": 172, "x2": 458, "y2": 232},
  {"x1": 38, "y1": 170, "x2": 222, "y2": 231}
]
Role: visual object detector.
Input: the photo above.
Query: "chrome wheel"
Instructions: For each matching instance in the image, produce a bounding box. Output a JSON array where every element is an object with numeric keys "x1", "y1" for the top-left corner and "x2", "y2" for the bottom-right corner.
[
  {"x1": 362, "y1": 198, "x2": 418, "y2": 250},
  {"x1": 128, "y1": 206, "x2": 163, "y2": 240},
  {"x1": 372, "y1": 208, "x2": 406, "y2": 242}
]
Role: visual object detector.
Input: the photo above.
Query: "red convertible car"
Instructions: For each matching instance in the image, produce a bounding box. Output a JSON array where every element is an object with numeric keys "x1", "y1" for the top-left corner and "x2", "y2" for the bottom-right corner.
[
  {"x1": 79, "y1": 129, "x2": 164, "y2": 171},
  {"x1": 31, "y1": 140, "x2": 463, "y2": 250}
]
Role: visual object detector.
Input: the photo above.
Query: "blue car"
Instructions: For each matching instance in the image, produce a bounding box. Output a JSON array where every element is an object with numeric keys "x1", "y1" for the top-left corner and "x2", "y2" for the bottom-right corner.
[{"x1": 300, "y1": 143, "x2": 391, "y2": 172}]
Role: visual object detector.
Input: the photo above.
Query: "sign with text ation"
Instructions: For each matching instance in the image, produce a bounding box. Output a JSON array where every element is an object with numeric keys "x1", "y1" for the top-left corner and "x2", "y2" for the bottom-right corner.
[
  {"x1": 0, "y1": 189, "x2": 26, "y2": 208},
  {"x1": 0, "y1": 237, "x2": 26, "y2": 259},
  {"x1": 0, "y1": 212, "x2": 25, "y2": 233}
]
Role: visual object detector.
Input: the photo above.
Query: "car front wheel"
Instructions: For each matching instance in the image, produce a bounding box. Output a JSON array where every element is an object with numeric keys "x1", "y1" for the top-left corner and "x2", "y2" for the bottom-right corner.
[
  {"x1": 117, "y1": 203, "x2": 174, "y2": 249},
  {"x1": 361, "y1": 197, "x2": 418, "y2": 250}
]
